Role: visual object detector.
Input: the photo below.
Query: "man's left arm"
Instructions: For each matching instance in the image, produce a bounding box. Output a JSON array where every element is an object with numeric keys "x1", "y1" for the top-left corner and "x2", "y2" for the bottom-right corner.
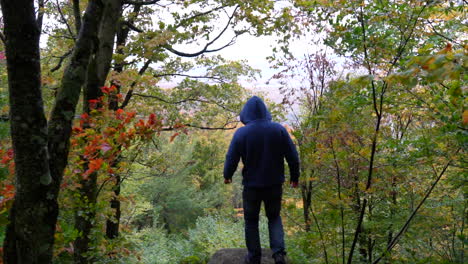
[{"x1": 282, "y1": 128, "x2": 300, "y2": 186}]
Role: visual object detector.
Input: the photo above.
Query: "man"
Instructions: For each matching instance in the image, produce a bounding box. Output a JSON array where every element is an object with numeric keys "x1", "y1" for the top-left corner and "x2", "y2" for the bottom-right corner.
[{"x1": 224, "y1": 96, "x2": 300, "y2": 264}]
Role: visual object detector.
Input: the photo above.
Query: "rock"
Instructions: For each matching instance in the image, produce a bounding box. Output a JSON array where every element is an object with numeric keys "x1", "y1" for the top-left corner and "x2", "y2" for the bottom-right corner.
[{"x1": 207, "y1": 248, "x2": 277, "y2": 264}]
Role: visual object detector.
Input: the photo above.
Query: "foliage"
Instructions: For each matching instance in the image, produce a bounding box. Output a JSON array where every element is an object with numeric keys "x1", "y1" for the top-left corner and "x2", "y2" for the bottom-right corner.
[
  {"x1": 0, "y1": 0, "x2": 466, "y2": 263},
  {"x1": 53, "y1": 86, "x2": 178, "y2": 261},
  {"x1": 274, "y1": 0, "x2": 467, "y2": 262},
  {"x1": 119, "y1": 214, "x2": 270, "y2": 264}
]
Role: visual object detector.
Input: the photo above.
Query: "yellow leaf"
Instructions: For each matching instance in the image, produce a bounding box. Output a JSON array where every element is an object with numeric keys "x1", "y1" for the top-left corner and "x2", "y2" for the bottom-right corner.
[{"x1": 463, "y1": 110, "x2": 468, "y2": 125}]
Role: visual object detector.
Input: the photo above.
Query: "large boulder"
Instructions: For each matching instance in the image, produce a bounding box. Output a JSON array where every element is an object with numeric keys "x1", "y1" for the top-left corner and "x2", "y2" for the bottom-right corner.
[{"x1": 207, "y1": 248, "x2": 276, "y2": 264}]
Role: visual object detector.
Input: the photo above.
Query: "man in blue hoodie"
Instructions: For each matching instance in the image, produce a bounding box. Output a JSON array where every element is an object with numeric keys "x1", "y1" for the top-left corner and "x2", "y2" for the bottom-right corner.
[{"x1": 224, "y1": 96, "x2": 300, "y2": 264}]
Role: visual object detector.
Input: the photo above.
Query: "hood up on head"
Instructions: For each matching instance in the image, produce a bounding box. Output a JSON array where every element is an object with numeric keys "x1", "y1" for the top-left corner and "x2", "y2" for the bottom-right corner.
[{"x1": 240, "y1": 96, "x2": 272, "y2": 124}]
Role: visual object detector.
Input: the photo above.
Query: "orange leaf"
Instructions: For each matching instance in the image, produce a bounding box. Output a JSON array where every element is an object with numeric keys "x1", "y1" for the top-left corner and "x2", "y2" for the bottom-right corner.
[
  {"x1": 89, "y1": 158, "x2": 104, "y2": 172},
  {"x1": 170, "y1": 132, "x2": 180, "y2": 142},
  {"x1": 463, "y1": 110, "x2": 468, "y2": 125}
]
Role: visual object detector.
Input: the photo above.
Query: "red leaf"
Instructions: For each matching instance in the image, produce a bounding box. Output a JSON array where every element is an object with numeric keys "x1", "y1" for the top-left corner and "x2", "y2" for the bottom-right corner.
[
  {"x1": 89, "y1": 158, "x2": 104, "y2": 171},
  {"x1": 101, "y1": 86, "x2": 111, "y2": 94},
  {"x1": 170, "y1": 132, "x2": 180, "y2": 142},
  {"x1": 148, "y1": 113, "x2": 157, "y2": 126},
  {"x1": 1, "y1": 149, "x2": 13, "y2": 165}
]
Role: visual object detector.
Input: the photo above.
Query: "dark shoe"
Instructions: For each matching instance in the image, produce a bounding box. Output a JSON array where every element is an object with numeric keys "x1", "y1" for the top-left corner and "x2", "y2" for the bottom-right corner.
[
  {"x1": 244, "y1": 254, "x2": 261, "y2": 264},
  {"x1": 273, "y1": 252, "x2": 286, "y2": 264}
]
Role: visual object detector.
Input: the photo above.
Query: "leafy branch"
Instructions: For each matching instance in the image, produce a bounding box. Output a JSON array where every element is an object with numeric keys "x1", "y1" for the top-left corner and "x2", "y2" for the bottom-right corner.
[
  {"x1": 55, "y1": 0, "x2": 76, "y2": 40},
  {"x1": 347, "y1": 3, "x2": 428, "y2": 263},
  {"x1": 163, "y1": 5, "x2": 241, "y2": 57},
  {"x1": 373, "y1": 149, "x2": 460, "y2": 264}
]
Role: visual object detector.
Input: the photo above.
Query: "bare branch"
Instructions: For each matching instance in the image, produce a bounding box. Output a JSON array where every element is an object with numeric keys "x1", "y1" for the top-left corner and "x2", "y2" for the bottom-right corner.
[
  {"x1": 153, "y1": 72, "x2": 224, "y2": 82},
  {"x1": 119, "y1": 59, "x2": 152, "y2": 109},
  {"x1": 132, "y1": 93, "x2": 237, "y2": 113},
  {"x1": 184, "y1": 123, "x2": 237, "y2": 130},
  {"x1": 164, "y1": 5, "x2": 240, "y2": 58},
  {"x1": 164, "y1": 38, "x2": 237, "y2": 57},
  {"x1": 123, "y1": 0, "x2": 161, "y2": 5},
  {"x1": 427, "y1": 20, "x2": 460, "y2": 46},
  {"x1": 123, "y1": 20, "x2": 143, "y2": 33},
  {"x1": 162, "y1": 122, "x2": 238, "y2": 131},
  {"x1": 174, "y1": 5, "x2": 227, "y2": 29},
  {"x1": 49, "y1": 34, "x2": 76, "y2": 40},
  {"x1": 50, "y1": 49, "x2": 73, "y2": 72},
  {"x1": 111, "y1": 59, "x2": 139, "y2": 69},
  {"x1": 55, "y1": 0, "x2": 76, "y2": 40}
]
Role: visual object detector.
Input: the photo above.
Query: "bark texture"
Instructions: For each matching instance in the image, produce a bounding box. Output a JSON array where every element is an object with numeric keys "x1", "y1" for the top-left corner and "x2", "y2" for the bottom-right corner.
[
  {"x1": 2, "y1": 0, "x2": 107, "y2": 263},
  {"x1": 105, "y1": 3, "x2": 143, "y2": 239},
  {"x1": 49, "y1": 3, "x2": 107, "y2": 260},
  {"x1": 1, "y1": 0, "x2": 54, "y2": 262},
  {"x1": 73, "y1": 1, "x2": 123, "y2": 261}
]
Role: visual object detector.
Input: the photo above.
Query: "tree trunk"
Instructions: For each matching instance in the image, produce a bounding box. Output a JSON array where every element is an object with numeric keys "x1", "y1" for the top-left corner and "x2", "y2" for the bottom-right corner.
[
  {"x1": 301, "y1": 180, "x2": 312, "y2": 232},
  {"x1": 73, "y1": 1, "x2": 122, "y2": 260},
  {"x1": 105, "y1": 174, "x2": 121, "y2": 239},
  {"x1": 105, "y1": 4, "x2": 142, "y2": 239},
  {"x1": 1, "y1": 1, "x2": 53, "y2": 262}
]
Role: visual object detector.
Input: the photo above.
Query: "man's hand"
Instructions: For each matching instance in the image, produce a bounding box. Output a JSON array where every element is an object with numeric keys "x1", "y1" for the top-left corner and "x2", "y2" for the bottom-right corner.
[
  {"x1": 224, "y1": 178, "x2": 232, "y2": 184},
  {"x1": 290, "y1": 181, "x2": 299, "y2": 188}
]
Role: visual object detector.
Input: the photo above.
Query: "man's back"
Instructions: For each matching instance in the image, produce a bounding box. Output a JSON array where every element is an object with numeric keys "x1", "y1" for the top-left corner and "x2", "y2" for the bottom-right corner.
[{"x1": 223, "y1": 96, "x2": 299, "y2": 187}]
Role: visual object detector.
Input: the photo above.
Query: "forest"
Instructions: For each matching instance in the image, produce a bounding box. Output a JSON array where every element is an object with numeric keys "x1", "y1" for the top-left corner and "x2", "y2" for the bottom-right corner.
[{"x1": 0, "y1": 0, "x2": 466, "y2": 263}]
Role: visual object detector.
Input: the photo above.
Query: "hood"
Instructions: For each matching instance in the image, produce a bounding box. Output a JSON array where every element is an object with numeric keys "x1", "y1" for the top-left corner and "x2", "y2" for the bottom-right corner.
[{"x1": 240, "y1": 96, "x2": 272, "y2": 124}]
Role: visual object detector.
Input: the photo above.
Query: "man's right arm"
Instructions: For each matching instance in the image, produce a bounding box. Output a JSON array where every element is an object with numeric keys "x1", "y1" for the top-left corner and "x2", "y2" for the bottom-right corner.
[{"x1": 223, "y1": 131, "x2": 241, "y2": 182}]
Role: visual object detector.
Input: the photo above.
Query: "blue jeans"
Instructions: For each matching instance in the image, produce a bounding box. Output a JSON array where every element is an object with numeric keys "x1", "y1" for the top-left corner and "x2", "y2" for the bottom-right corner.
[{"x1": 243, "y1": 184, "x2": 285, "y2": 262}]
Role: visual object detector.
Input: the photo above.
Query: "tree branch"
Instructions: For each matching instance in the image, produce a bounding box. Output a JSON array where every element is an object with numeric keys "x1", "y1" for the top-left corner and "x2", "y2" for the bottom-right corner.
[
  {"x1": 123, "y1": 20, "x2": 143, "y2": 33},
  {"x1": 50, "y1": 49, "x2": 73, "y2": 72},
  {"x1": 427, "y1": 19, "x2": 460, "y2": 46},
  {"x1": 55, "y1": 0, "x2": 76, "y2": 40},
  {"x1": 164, "y1": 5, "x2": 240, "y2": 57},
  {"x1": 174, "y1": 5, "x2": 227, "y2": 29},
  {"x1": 153, "y1": 72, "x2": 224, "y2": 82},
  {"x1": 123, "y1": 0, "x2": 160, "y2": 5},
  {"x1": 132, "y1": 93, "x2": 237, "y2": 113},
  {"x1": 119, "y1": 59, "x2": 152, "y2": 109},
  {"x1": 183, "y1": 123, "x2": 237, "y2": 130},
  {"x1": 372, "y1": 150, "x2": 460, "y2": 264},
  {"x1": 162, "y1": 122, "x2": 238, "y2": 131},
  {"x1": 386, "y1": 4, "x2": 427, "y2": 76}
]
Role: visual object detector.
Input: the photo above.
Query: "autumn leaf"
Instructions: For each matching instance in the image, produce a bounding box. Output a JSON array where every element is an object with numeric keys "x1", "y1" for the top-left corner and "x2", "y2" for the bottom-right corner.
[
  {"x1": 463, "y1": 110, "x2": 468, "y2": 125},
  {"x1": 148, "y1": 113, "x2": 157, "y2": 126},
  {"x1": 1, "y1": 149, "x2": 13, "y2": 165},
  {"x1": 170, "y1": 132, "x2": 180, "y2": 142},
  {"x1": 115, "y1": 108, "x2": 125, "y2": 120},
  {"x1": 84, "y1": 158, "x2": 104, "y2": 177},
  {"x1": 100, "y1": 86, "x2": 112, "y2": 94}
]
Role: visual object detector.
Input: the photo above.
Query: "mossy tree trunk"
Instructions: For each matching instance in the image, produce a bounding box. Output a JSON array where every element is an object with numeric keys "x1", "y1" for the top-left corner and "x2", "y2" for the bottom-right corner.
[
  {"x1": 1, "y1": 0, "x2": 107, "y2": 263},
  {"x1": 1, "y1": 0, "x2": 53, "y2": 262},
  {"x1": 73, "y1": 1, "x2": 122, "y2": 262}
]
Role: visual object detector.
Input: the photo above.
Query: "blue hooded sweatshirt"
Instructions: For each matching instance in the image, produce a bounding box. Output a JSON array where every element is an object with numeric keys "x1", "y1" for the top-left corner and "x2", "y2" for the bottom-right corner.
[{"x1": 223, "y1": 96, "x2": 300, "y2": 187}]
